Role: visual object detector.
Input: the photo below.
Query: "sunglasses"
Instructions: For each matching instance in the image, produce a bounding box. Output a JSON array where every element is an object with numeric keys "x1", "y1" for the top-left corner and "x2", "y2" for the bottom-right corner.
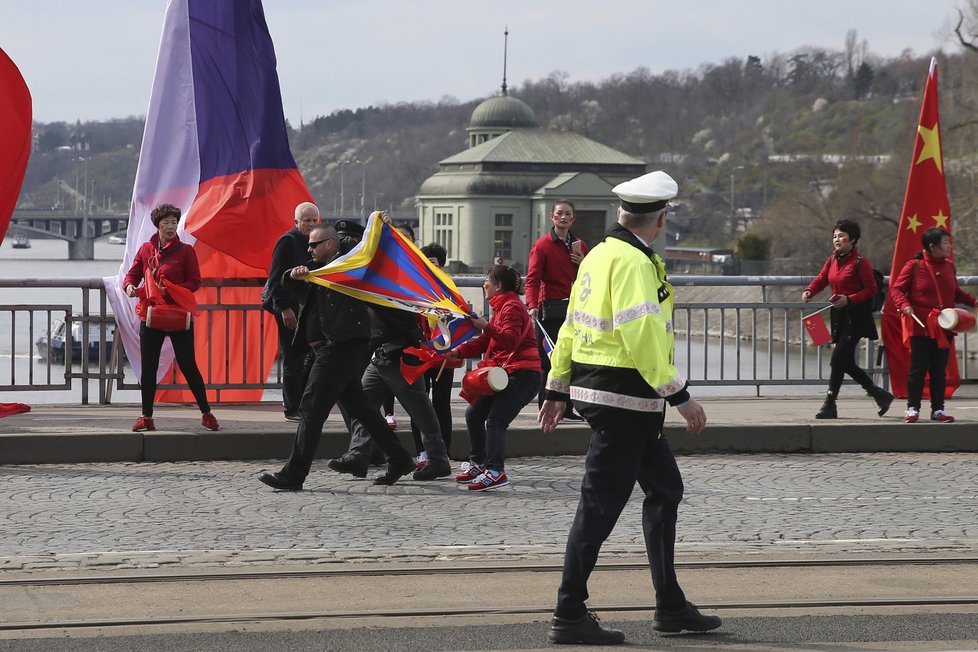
[{"x1": 307, "y1": 237, "x2": 336, "y2": 249}]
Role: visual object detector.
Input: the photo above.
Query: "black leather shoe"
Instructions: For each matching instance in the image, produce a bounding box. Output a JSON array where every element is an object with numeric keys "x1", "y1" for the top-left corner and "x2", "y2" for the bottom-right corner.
[
  {"x1": 548, "y1": 611, "x2": 625, "y2": 645},
  {"x1": 372, "y1": 458, "x2": 416, "y2": 486},
  {"x1": 652, "y1": 601, "x2": 722, "y2": 633},
  {"x1": 258, "y1": 471, "x2": 303, "y2": 491},
  {"x1": 327, "y1": 456, "x2": 368, "y2": 478},
  {"x1": 412, "y1": 460, "x2": 452, "y2": 481},
  {"x1": 563, "y1": 411, "x2": 586, "y2": 421}
]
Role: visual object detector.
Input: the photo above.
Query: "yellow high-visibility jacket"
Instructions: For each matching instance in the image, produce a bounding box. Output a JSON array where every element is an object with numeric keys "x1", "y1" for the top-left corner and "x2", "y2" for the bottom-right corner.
[{"x1": 545, "y1": 225, "x2": 689, "y2": 432}]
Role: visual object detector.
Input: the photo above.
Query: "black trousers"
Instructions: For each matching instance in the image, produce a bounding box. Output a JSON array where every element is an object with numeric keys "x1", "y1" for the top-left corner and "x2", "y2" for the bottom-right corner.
[
  {"x1": 411, "y1": 365, "x2": 454, "y2": 455},
  {"x1": 555, "y1": 411, "x2": 686, "y2": 619},
  {"x1": 282, "y1": 341, "x2": 411, "y2": 481},
  {"x1": 907, "y1": 335, "x2": 951, "y2": 411},
  {"x1": 274, "y1": 312, "x2": 313, "y2": 415},
  {"x1": 139, "y1": 323, "x2": 210, "y2": 417},
  {"x1": 827, "y1": 321, "x2": 874, "y2": 396}
]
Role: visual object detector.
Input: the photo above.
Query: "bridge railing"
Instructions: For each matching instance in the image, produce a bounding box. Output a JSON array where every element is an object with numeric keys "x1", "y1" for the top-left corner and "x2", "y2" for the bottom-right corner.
[{"x1": 2, "y1": 275, "x2": 977, "y2": 404}]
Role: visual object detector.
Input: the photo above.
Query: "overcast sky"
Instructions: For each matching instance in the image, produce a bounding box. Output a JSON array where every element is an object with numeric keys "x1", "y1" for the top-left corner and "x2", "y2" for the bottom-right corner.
[{"x1": 1, "y1": 0, "x2": 966, "y2": 126}]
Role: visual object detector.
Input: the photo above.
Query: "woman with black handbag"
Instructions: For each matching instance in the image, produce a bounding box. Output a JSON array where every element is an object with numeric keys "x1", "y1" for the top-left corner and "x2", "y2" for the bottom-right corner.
[
  {"x1": 802, "y1": 219, "x2": 893, "y2": 419},
  {"x1": 123, "y1": 204, "x2": 218, "y2": 432}
]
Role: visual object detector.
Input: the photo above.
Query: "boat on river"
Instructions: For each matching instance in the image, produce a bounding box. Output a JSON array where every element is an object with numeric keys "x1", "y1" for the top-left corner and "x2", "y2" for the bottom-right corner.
[{"x1": 35, "y1": 318, "x2": 115, "y2": 363}]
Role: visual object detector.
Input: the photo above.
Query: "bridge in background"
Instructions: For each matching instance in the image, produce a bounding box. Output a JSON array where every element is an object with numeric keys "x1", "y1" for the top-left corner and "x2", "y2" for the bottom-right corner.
[{"x1": 8, "y1": 209, "x2": 130, "y2": 260}]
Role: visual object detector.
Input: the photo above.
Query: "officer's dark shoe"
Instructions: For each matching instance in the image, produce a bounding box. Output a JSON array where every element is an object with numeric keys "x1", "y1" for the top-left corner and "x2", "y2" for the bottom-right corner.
[
  {"x1": 652, "y1": 601, "x2": 722, "y2": 633},
  {"x1": 412, "y1": 460, "x2": 452, "y2": 481},
  {"x1": 868, "y1": 385, "x2": 894, "y2": 417},
  {"x1": 372, "y1": 458, "x2": 416, "y2": 486},
  {"x1": 258, "y1": 471, "x2": 303, "y2": 492},
  {"x1": 563, "y1": 411, "x2": 586, "y2": 422},
  {"x1": 327, "y1": 457, "x2": 368, "y2": 478},
  {"x1": 548, "y1": 611, "x2": 625, "y2": 645},
  {"x1": 369, "y1": 448, "x2": 388, "y2": 466}
]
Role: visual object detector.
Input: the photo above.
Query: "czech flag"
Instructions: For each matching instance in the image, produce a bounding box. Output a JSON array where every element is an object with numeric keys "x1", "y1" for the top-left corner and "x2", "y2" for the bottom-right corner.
[
  {"x1": 306, "y1": 212, "x2": 479, "y2": 351},
  {"x1": 104, "y1": 0, "x2": 312, "y2": 401}
]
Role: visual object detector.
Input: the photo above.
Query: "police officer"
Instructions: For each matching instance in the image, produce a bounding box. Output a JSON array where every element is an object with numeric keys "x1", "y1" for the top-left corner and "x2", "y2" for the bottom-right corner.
[
  {"x1": 540, "y1": 171, "x2": 721, "y2": 645},
  {"x1": 262, "y1": 202, "x2": 321, "y2": 421},
  {"x1": 258, "y1": 224, "x2": 416, "y2": 491}
]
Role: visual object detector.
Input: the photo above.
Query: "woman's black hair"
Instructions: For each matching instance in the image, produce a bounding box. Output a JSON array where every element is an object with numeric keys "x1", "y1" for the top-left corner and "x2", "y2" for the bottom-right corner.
[
  {"x1": 834, "y1": 218, "x2": 861, "y2": 243},
  {"x1": 487, "y1": 264, "x2": 524, "y2": 295},
  {"x1": 151, "y1": 204, "x2": 181, "y2": 226},
  {"x1": 921, "y1": 227, "x2": 950, "y2": 252}
]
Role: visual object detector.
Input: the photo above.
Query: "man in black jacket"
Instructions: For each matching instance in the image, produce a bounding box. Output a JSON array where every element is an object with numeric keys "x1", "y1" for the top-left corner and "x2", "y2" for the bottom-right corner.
[
  {"x1": 258, "y1": 224, "x2": 416, "y2": 491},
  {"x1": 262, "y1": 202, "x2": 321, "y2": 421}
]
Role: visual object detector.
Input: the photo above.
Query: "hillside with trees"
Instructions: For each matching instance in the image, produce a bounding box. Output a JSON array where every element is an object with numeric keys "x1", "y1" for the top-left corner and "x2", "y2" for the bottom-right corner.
[{"x1": 18, "y1": 14, "x2": 978, "y2": 273}]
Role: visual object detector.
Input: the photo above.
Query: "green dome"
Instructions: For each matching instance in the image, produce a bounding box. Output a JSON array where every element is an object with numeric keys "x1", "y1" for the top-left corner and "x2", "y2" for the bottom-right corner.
[{"x1": 469, "y1": 94, "x2": 537, "y2": 129}]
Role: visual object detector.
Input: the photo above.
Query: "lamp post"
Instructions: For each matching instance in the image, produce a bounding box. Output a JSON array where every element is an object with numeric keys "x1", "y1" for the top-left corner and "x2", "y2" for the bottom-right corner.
[
  {"x1": 729, "y1": 165, "x2": 744, "y2": 236},
  {"x1": 339, "y1": 160, "x2": 348, "y2": 217},
  {"x1": 357, "y1": 159, "x2": 366, "y2": 219}
]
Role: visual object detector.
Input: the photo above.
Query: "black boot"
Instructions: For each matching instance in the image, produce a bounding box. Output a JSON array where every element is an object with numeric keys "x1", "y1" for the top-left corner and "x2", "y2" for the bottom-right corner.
[
  {"x1": 867, "y1": 385, "x2": 894, "y2": 416},
  {"x1": 815, "y1": 392, "x2": 837, "y2": 419}
]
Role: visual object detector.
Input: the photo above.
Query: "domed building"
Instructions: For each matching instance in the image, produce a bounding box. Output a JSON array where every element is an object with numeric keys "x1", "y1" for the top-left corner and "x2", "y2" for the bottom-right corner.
[{"x1": 415, "y1": 88, "x2": 646, "y2": 272}]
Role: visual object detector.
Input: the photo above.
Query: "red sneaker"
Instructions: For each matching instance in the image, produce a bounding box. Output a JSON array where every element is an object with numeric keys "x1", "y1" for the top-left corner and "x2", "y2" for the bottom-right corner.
[
  {"x1": 454, "y1": 461, "x2": 484, "y2": 483},
  {"x1": 931, "y1": 409, "x2": 955, "y2": 423},
  {"x1": 202, "y1": 412, "x2": 220, "y2": 431},
  {"x1": 132, "y1": 416, "x2": 156, "y2": 432},
  {"x1": 904, "y1": 408, "x2": 919, "y2": 423},
  {"x1": 468, "y1": 470, "x2": 509, "y2": 492}
]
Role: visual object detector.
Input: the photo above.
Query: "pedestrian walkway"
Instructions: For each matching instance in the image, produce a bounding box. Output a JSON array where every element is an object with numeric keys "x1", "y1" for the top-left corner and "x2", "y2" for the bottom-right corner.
[{"x1": 3, "y1": 387, "x2": 978, "y2": 463}]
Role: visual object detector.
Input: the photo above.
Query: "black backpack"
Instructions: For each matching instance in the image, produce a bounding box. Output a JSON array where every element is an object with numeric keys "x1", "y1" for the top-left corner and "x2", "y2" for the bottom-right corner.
[{"x1": 857, "y1": 256, "x2": 886, "y2": 312}]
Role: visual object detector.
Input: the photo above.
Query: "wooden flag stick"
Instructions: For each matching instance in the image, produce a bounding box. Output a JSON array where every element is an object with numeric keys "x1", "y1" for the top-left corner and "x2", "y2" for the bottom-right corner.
[
  {"x1": 434, "y1": 359, "x2": 448, "y2": 382},
  {"x1": 911, "y1": 313, "x2": 926, "y2": 329}
]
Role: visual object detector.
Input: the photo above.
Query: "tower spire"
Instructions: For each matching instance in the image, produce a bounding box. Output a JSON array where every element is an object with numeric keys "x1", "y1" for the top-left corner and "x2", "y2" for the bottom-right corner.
[{"x1": 501, "y1": 25, "x2": 509, "y2": 96}]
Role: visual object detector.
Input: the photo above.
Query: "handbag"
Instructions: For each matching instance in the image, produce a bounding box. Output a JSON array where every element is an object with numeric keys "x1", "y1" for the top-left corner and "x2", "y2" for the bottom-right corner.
[{"x1": 145, "y1": 304, "x2": 192, "y2": 331}]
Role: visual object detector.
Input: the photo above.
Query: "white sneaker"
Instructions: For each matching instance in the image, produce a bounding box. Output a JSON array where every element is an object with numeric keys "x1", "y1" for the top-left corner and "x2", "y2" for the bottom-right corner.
[
  {"x1": 931, "y1": 409, "x2": 955, "y2": 423},
  {"x1": 414, "y1": 451, "x2": 428, "y2": 470},
  {"x1": 904, "y1": 408, "x2": 919, "y2": 423},
  {"x1": 385, "y1": 413, "x2": 397, "y2": 429}
]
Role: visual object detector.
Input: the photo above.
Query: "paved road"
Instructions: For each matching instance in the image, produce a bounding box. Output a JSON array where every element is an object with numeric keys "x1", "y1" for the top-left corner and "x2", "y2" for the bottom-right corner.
[{"x1": 2, "y1": 452, "x2": 977, "y2": 571}]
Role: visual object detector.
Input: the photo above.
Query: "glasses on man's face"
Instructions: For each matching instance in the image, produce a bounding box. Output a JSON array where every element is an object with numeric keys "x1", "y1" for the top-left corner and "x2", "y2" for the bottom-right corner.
[{"x1": 307, "y1": 237, "x2": 335, "y2": 249}]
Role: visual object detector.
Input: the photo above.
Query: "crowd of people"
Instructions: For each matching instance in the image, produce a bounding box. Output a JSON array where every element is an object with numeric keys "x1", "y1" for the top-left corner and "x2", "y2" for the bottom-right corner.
[{"x1": 124, "y1": 167, "x2": 977, "y2": 645}]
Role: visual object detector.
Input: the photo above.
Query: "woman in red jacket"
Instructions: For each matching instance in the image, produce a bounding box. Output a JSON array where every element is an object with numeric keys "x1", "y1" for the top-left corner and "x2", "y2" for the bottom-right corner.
[
  {"x1": 123, "y1": 204, "x2": 218, "y2": 433},
  {"x1": 802, "y1": 219, "x2": 893, "y2": 419},
  {"x1": 444, "y1": 265, "x2": 541, "y2": 491},
  {"x1": 890, "y1": 227, "x2": 977, "y2": 423}
]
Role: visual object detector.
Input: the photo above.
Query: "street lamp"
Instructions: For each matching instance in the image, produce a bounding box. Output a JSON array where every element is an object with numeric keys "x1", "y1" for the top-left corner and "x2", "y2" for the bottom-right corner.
[
  {"x1": 356, "y1": 159, "x2": 366, "y2": 219},
  {"x1": 729, "y1": 165, "x2": 744, "y2": 235},
  {"x1": 339, "y1": 160, "x2": 348, "y2": 217}
]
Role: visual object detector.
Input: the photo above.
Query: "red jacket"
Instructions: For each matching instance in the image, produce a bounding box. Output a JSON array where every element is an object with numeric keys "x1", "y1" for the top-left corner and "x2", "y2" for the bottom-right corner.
[
  {"x1": 525, "y1": 229, "x2": 587, "y2": 309},
  {"x1": 453, "y1": 291, "x2": 541, "y2": 374},
  {"x1": 124, "y1": 234, "x2": 201, "y2": 306},
  {"x1": 805, "y1": 246, "x2": 876, "y2": 305},
  {"x1": 890, "y1": 252, "x2": 976, "y2": 338}
]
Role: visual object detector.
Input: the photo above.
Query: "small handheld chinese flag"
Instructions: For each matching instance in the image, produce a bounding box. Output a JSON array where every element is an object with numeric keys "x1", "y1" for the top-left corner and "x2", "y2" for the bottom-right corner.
[{"x1": 803, "y1": 312, "x2": 832, "y2": 346}]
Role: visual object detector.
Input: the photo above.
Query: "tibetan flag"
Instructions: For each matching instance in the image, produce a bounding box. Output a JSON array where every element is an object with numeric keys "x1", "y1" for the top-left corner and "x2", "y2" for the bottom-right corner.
[
  {"x1": 803, "y1": 309, "x2": 832, "y2": 347},
  {"x1": 881, "y1": 57, "x2": 956, "y2": 399},
  {"x1": 0, "y1": 47, "x2": 31, "y2": 247},
  {"x1": 306, "y1": 212, "x2": 478, "y2": 351},
  {"x1": 104, "y1": 0, "x2": 311, "y2": 402}
]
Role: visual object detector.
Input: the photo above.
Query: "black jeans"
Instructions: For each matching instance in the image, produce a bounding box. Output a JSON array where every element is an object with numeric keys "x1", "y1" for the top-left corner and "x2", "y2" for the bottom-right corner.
[
  {"x1": 411, "y1": 365, "x2": 454, "y2": 456},
  {"x1": 274, "y1": 312, "x2": 313, "y2": 415},
  {"x1": 282, "y1": 341, "x2": 411, "y2": 482},
  {"x1": 465, "y1": 369, "x2": 540, "y2": 472},
  {"x1": 907, "y1": 336, "x2": 951, "y2": 412},
  {"x1": 139, "y1": 323, "x2": 210, "y2": 417},
  {"x1": 827, "y1": 321, "x2": 874, "y2": 396},
  {"x1": 555, "y1": 412, "x2": 686, "y2": 619}
]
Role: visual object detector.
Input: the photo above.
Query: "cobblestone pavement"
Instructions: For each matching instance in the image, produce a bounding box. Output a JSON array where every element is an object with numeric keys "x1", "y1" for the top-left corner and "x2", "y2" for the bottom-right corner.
[{"x1": 1, "y1": 453, "x2": 977, "y2": 572}]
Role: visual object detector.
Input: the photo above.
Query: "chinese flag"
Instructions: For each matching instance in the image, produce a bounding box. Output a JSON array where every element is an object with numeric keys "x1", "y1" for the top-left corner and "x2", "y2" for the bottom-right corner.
[
  {"x1": 881, "y1": 58, "x2": 957, "y2": 399},
  {"x1": 803, "y1": 312, "x2": 832, "y2": 347},
  {"x1": 0, "y1": 47, "x2": 31, "y2": 247}
]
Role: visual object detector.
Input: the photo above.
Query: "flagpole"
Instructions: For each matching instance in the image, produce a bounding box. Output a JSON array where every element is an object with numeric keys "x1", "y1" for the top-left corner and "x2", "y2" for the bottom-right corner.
[{"x1": 434, "y1": 359, "x2": 447, "y2": 381}]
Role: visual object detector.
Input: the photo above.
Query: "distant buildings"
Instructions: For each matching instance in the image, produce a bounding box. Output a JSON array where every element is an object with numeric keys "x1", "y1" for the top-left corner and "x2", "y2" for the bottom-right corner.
[{"x1": 415, "y1": 88, "x2": 645, "y2": 272}]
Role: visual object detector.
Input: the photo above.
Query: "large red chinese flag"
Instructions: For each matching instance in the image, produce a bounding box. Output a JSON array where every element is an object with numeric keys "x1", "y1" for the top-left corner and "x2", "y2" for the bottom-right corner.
[
  {"x1": 0, "y1": 47, "x2": 31, "y2": 247},
  {"x1": 881, "y1": 58, "x2": 957, "y2": 399}
]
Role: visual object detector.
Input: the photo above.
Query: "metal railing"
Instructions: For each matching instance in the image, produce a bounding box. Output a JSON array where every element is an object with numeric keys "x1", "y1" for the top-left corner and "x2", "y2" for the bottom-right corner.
[{"x1": 3, "y1": 275, "x2": 977, "y2": 404}]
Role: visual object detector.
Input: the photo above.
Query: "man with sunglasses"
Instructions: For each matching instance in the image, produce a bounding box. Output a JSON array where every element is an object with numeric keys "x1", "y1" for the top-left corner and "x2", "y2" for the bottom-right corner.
[{"x1": 259, "y1": 224, "x2": 416, "y2": 491}]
